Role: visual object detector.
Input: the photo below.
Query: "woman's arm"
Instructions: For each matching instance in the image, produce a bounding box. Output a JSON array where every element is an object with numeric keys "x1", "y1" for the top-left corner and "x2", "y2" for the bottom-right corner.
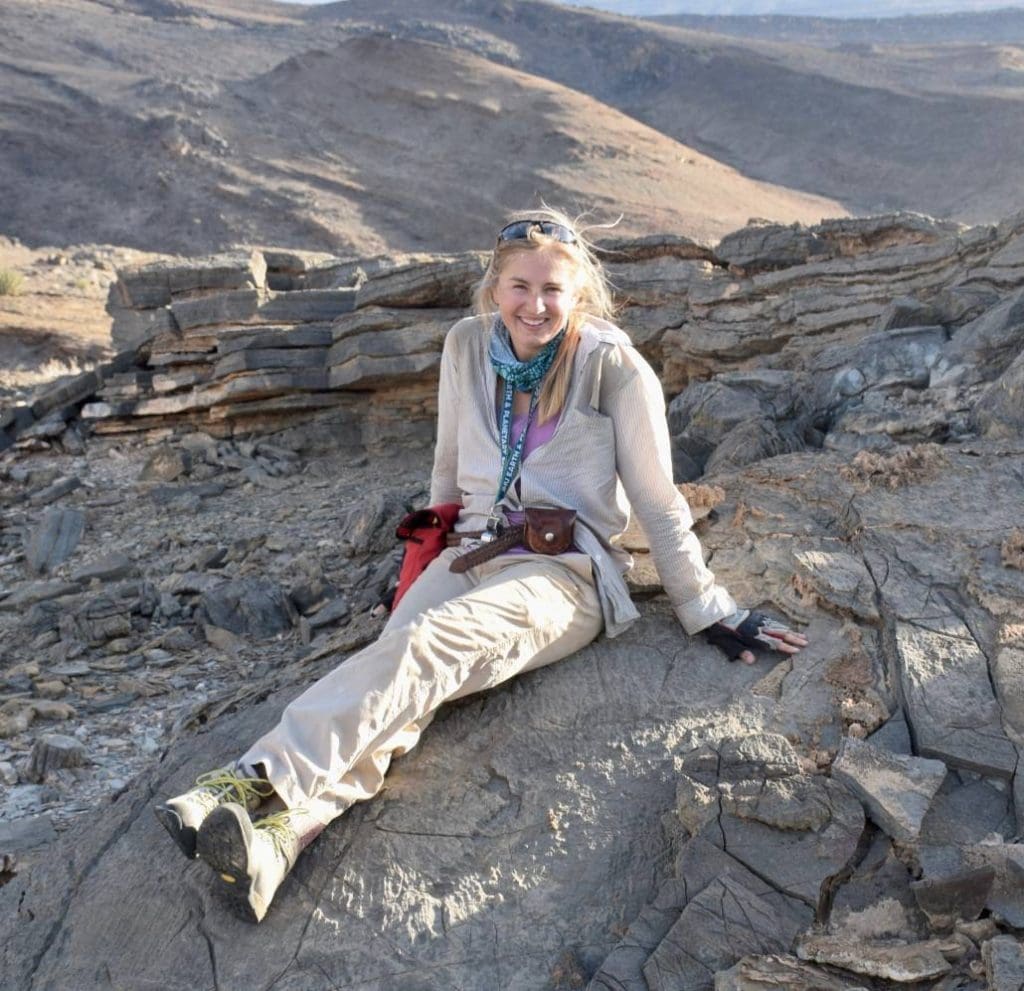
[
  {"x1": 601, "y1": 346, "x2": 737, "y2": 635},
  {"x1": 429, "y1": 329, "x2": 462, "y2": 506},
  {"x1": 602, "y1": 344, "x2": 808, "y2": 659}
]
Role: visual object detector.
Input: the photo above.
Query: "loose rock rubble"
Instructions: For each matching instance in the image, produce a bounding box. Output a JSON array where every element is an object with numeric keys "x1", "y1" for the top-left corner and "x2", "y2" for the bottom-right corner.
[{"x1": 1, "y1": 211, "x2": 1023, "y2": 989}]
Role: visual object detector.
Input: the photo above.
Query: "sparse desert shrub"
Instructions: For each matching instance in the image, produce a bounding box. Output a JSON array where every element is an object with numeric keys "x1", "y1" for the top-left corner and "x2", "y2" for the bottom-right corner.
[
  {"x1": 1003, "y1": 529, "x2": 1024, "y2": 570},
  {"x1": 0, "y1": 269, "x2": 23, "y2": 296}
]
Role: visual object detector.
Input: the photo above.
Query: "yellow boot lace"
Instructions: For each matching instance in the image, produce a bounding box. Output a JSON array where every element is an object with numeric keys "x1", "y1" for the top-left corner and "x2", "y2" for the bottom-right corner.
[
  {"x1": 254, "y1": 808, "x2": 310, "y2": 859},
  {"x1": 194, "y1": 768, "x2": 275, "y2": 808}
]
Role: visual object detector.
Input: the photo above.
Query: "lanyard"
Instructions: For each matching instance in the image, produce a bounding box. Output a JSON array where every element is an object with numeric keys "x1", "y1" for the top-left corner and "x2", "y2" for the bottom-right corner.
[{"x1": 487, "y1": 379, "x2": 539, "y2": 534}]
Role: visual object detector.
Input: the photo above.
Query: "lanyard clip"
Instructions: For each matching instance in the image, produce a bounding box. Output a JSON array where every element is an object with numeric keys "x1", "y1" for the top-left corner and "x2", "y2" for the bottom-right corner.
[{"x1": 481, "y1": 512, "x2": 505, "y2": 543}]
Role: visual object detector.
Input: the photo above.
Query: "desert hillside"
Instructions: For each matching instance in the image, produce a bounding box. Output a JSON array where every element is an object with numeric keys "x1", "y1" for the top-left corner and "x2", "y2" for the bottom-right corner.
[
  {"x1": 3, "y1": 0, "x2": 1024, "y2": 260},
  {"x1": 0, "y1": 0, "x2": 840, "y2": 256},
  {"x1": 317, "y1": 0, "x2": 1024, "y2": 223}
]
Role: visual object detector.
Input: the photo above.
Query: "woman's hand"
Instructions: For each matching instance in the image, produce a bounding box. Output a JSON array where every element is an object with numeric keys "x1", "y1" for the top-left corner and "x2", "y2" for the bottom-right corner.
[{"x1": 704, "y1": 609, "x2": 808, "y2": 664}]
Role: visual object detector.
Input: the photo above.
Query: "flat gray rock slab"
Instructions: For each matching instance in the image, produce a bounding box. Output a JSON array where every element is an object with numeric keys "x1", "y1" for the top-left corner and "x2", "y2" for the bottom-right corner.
[
  {"x1": 992, "y1": 647, "x2": 1024, "y2": 742},
  {"x1": 796, "y1": 933, "x2": 954, "y2": 982},
  {"x1": 918, "y1": 777, "x2": 1015, "y2": 846},
  {"x1": 25, "y1": 508, "x2": 85, "y2": 576},
  {"x1": 0, "y1": 604, "x2": 788, "y2": 991},
  {"x1": 0, "y1": 815, "x2": 58, "y2": 856},
  {"x1": 588, "y1": 839, "x2": 810, "y2": 991},
  {"x1": 911, "y1": 866, "x2": 995, "y2": 930},
  {"x1": 919, "y1": 843, "x2": 1024, "y2": 928},
  {"x1": 714, "y1": 954, "x2": 868, "y2": 991},
  {"x1": 674, "y1": 734, "x2": 866, "y2": 908},
  {"x1": 832, "y1": 736, "x2": 947, "y2": 843},
  {"x1": 69, "y1": 552, "x2": 135, "y2": 584},
  {"x1": 895, "y1": 620, "x2": 1018, "y2": 778},
  {"x1": 866, "y1": 712, "x2": 912, "y2": 755},
  {"x1": 643, "y1": 874, "x2": 795, "y2": 991},
  {"x1": 706, "y1": 774, "x2": 865, "y2": 907}
]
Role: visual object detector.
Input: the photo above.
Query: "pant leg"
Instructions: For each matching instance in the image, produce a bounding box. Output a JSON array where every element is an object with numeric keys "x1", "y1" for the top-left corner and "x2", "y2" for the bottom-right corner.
[
  {"x1": 280, "y1": 547, "x2": 474, "y2": 825},
  {"x1": 240, "y1": 551, "x2": 602, "y2": 825}
]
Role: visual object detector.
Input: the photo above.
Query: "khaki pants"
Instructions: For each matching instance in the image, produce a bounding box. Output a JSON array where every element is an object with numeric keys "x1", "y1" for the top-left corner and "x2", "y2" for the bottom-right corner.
[{"x1": 240, "y1": 547, "x2": 603, "y2": 826}]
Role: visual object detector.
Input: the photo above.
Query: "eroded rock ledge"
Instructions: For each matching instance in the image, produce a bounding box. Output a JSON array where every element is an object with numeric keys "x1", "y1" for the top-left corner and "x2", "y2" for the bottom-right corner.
[{"x1": 1, "y1": 212, "x2": 1022, "y2": 990}]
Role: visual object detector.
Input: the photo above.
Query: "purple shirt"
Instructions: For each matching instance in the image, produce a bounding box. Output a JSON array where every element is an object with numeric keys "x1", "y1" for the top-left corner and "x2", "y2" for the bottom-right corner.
[{"x1": 501, "y1": 409, "x2": 570, "y2": 550}]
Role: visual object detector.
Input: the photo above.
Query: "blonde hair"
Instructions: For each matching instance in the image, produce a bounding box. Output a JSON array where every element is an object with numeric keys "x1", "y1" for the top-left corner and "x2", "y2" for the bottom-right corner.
[{"x1": 473, "y1": 206, "x2": 617, "y2": 423}]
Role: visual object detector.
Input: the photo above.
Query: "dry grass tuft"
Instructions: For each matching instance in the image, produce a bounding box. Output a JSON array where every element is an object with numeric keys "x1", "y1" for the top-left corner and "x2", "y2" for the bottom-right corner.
[
  {"x1": 0, "y1": 269, "x2": 24, "y2": 296},
  {"x1": 839, "y1": 443, "x2": 948, "y2": 489}
]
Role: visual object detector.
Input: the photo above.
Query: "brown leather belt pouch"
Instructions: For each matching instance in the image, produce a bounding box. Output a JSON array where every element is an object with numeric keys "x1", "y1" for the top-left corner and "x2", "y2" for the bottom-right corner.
[{"x1": 524, "y1": 507, "x2": 576, "y2": 554}]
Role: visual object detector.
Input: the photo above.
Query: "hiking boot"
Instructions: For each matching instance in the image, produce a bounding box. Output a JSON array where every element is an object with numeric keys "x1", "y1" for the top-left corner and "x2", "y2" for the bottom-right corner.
[
  {"x1": 197, "y1": 802, "x2": 318, "y2": 923},
  {"x1": 153, "y1": 767, "x2": 275, "y2": 859}
]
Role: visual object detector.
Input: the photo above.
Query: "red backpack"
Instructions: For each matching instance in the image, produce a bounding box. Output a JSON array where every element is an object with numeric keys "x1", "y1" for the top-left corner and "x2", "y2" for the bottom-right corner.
[{"x1": 391, "y1": 503, "x2": 463, "y2": 610}]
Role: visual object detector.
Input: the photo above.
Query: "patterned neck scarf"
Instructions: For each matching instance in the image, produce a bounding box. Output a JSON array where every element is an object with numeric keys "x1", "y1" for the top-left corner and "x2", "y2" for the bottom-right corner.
[
  {"x1": 488, "y1": 318, "x2": 566, "y2": 391},
  {"x1": 486, "y1": 318, "x2": 567, "y2": 514}
]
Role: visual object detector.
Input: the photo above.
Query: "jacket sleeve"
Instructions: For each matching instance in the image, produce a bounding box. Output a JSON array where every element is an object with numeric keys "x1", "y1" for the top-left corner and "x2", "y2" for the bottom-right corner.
[
  {"x1": 429, "y1": 327, "x2": 462, "y2": 506},
  {"x1": 602, "y1": 346, "x2": 737, "y2": 635}
]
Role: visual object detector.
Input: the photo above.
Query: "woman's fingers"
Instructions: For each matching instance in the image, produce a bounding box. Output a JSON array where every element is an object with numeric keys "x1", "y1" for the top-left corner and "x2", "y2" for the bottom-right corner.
[{"x1": 704, "y1": 611, "x2": 809, "y2": 662}]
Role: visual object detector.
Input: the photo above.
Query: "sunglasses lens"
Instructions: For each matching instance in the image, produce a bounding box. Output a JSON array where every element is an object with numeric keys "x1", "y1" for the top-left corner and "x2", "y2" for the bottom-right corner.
[{"x1": 498, "y1": 220, "x2": 576, "y2": 244}]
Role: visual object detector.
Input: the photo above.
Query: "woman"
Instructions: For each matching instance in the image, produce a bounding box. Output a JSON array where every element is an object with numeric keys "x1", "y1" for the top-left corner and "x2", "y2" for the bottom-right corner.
[{"x1": 155, "y1": 209, "x2": 807, "y2": 922}]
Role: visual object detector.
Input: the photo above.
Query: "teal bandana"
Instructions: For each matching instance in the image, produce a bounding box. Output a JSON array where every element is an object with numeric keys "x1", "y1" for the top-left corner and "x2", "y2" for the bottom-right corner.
[
  {"x1": 488, "y1": 319, "x2": 566, "y2": 391},
  {"x1": 487, "y1": 319, "x2": 566, "y2": 516}
]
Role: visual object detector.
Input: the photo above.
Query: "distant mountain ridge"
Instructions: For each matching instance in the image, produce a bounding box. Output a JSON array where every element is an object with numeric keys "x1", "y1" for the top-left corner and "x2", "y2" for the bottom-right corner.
[
  {"x1": 564, "y1": 0, "x2": 1024, "y2": 21},
  {"x1": 646, "y1": 6, "x2": 1024, "y2": 44}
]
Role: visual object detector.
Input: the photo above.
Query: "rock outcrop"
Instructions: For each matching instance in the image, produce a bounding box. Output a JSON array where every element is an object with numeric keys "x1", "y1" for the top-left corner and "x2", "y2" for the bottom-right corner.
[{"x1": 2, "y1": 211, "x2": 1023, "y2": 989}]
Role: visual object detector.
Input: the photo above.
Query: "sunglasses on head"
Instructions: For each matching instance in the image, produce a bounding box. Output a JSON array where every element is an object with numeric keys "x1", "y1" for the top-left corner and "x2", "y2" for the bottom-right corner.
[{"x1": 497, "y1": 220, "x2": 578, "y2": 245}]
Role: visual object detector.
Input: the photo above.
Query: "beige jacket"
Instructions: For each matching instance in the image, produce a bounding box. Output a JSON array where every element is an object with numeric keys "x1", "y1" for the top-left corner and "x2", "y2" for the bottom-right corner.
[{"x1": 429, "y1": 315, "x2": 737, "y2": 637}]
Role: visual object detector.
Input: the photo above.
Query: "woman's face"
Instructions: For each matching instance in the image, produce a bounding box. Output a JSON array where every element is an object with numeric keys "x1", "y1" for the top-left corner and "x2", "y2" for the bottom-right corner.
[{"x1": 492, "y1": 247, "x2": 580, "y2": 361}]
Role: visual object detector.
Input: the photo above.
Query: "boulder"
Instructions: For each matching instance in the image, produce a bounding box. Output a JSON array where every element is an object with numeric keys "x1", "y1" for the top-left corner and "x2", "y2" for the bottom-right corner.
[
  {"x1": 983, "y1": 935, "x2": 1024, "y2": 991},
  {"x1": 26, "y1": 733, "x2": 88, "y2": 783},
  {"x1": 973, "y1": 348, "x2": 1024, "y2": 439},
  {"x1": 199, "y1": 578, "x2": 297, "y2": 638},
  {"x1": 943, "y1": 286, "x2": 1024, "y2": 383},
  {"x1": 139, "y1": 446, "x2": 192, "y2": 482},
  {"x1": 353, "y1": 253, "x2": 487, "y2": 309},
  {"x1": 715, "y1": 221, "x2": 830, "y2": 274}
]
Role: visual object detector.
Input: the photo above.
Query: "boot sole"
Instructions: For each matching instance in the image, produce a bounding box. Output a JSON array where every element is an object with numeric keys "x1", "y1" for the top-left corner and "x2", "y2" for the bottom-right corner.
[
  {"x1": 196, "y1": 804, "x2": 264, "y2": 923},
  {"x1": 153, "y1": 804, "x2": 198, "y2": 859}
]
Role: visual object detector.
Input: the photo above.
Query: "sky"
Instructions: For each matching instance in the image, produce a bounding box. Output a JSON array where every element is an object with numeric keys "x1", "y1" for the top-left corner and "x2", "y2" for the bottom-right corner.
[{"x1": 285, "y1": 0, "x2": 1024, "y2": 13}]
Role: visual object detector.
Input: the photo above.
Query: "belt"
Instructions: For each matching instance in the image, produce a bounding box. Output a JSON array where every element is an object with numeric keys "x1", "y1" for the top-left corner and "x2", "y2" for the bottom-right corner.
[{"x1": 448, "y1": 524, "x2": 526, "y2": 574}]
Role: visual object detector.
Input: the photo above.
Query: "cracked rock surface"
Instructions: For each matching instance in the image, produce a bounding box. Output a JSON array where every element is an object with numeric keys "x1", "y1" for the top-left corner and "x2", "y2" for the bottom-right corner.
[{"x1": 2, "y1": 211, "x2": 1024, "y2": 989}]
